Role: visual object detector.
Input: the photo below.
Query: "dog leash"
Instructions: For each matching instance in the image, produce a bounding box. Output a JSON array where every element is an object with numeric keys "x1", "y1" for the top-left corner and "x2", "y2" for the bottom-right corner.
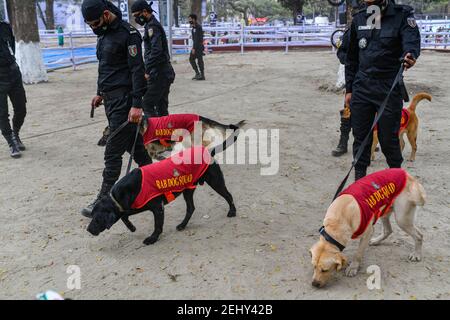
[
  {"x1": 332, "y1": 60, "x2": 406, "y2": 201},
  {"x1": 126, "y1": 119, "x2": 141, "y2": 175}
]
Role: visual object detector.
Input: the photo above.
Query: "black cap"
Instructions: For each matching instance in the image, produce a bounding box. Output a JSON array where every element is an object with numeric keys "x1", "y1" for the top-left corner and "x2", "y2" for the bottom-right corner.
[
  {"x1": 82, "y1": 0, "x2": 108, "y2": 22},
  {"x1": 131, "y1": 0, "x2": 153, "y2": 13}
]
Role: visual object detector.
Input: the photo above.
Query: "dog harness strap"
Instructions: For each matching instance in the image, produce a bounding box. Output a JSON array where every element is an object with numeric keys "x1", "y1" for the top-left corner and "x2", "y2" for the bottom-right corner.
[
  {"x1": 340, "y1": 168, "x2": 408, "y2": 239},
  {"x1": 143, "y1": 114, "x2": 200, "y2": 145},
  {"x1": 131, "y1": 146, "x2": 212, "y2": 209},
  {"x1": 319, "y1": 226, "x2": 345, "y2": 252},
  {"x1": 164, "y1": 192, "x2": 176, "y2": 203},
  {"x1": 159, "y1": 139, "x2": 172, "y2": 147}
]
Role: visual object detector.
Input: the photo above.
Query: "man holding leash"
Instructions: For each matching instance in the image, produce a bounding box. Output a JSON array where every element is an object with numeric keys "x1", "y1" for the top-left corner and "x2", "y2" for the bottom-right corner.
[
  {"x1": 188, "y1": 14, "x2": 205, "y2": 81},
  {"x1": 0, "y1": 19, "x2": 27, "y2": 158},
  {"x1": 345, "y1": 0, "x2": 420, "y2": 180},
  {"x1": 131, "y1": 0, "x2": 175, "y2": 117},
  {"x1": 81, "y1": 0, "x2": 152, "y2": 218}
]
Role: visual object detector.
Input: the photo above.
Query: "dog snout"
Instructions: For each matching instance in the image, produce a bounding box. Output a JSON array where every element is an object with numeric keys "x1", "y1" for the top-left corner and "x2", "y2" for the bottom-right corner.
[
  {"x1": 312, "y1": 280, "x2": 323, "y2": 288},
  {"x1": 87, "y1": 224, "x2": 99, "y2": 236}
]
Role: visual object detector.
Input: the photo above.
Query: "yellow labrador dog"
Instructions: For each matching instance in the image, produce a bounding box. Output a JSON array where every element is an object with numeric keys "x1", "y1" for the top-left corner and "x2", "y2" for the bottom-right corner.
[{"x1": 310, "y1": 168, "x2": 426, "y2": 288}]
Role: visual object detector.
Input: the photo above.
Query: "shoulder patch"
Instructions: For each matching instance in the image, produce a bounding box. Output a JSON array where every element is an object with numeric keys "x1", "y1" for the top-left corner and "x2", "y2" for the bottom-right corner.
[
  {"x1": 148, "y1": 28, "x2": 154, "y2": 37},
  {"x1": 128, "y1": 44, "x2": 138, "y2": 57},
  {"x1": 407, "y1": 16, "x2": 417, "y2": 28}
]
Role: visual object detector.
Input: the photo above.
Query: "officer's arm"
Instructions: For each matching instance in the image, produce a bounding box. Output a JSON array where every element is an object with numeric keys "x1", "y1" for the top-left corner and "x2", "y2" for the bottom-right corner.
[
  {"x1": 345, "y1": 20, "x2": 359, "y2": 93},
  {"x1": 127, "y1": 32, "x2": 146, "y2": 108},
  {"x1": 400, "y1": 11, "x2": 421, "y2": 60},
  {"x1": 195, "y1": 25, "x2": 204, "y2": 49},
  {"x1": 145, "y1": 26, "x2": 165, "y2": 74}
]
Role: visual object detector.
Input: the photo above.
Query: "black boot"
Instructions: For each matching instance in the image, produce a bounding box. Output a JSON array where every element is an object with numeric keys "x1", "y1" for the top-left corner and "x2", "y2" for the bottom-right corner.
[
  {"x1": 192, "y1": 73, "x2": 201, "y2": 80},
  {"x1": 5, "y1": 134, "x2": 21, "y2": 158},
  {"x1": 197, "y1": 73, "x2": 205, "y2": 81},
  {"x1": 81, "y1": 182, "x2": 113, "y2": 218},
  {"x1": 13, "y1": 131, "x2": 25, "y2": 151},
  {"x1": 332, "y1": 114, "x2": 351, "y2": 157},
  {"x1": 355, "y1": 167, "x2": 367, "y2": 181}
]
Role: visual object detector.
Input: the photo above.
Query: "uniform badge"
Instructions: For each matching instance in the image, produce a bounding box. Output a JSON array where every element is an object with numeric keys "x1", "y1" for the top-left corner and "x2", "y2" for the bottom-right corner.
[
  {"x1": 359, "y1": 37, "x2": 368, "y2": 49},
  {"x1": 173, "y1": 169, "x2": 180, "y2": 177},
  {"x1": 128, "y1": 45, "x2": 137, "y2": 57},
  {"x1": 148, "y1": 28, "x2": 154, "y2": 37},
  {"x1": 407, "y1": 17, "x2": 417, "y2": 28}
]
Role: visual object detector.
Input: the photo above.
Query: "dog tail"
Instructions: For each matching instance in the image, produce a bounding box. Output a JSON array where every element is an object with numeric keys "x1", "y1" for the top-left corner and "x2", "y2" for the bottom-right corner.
[
  {"x1": 199, "y1": 116, "x2": 246, "y2": 132},
  {"x1": 209, "y1": 127, "x2": 241, "y2": 158},
  {"x1": 408, "y1": 92, "x2": 432, "y2": 112}
]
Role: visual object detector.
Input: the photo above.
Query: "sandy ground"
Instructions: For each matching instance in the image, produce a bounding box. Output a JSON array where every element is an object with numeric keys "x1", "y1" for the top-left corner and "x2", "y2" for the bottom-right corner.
[{"x1": 0, "y1": 50, "x2": 449, "y2": 300}]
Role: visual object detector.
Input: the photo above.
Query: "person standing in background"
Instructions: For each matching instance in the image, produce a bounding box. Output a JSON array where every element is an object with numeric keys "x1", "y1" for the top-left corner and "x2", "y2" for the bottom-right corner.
[{"x1": 188, "y1": 14, "x2": 205, "y2": 81}]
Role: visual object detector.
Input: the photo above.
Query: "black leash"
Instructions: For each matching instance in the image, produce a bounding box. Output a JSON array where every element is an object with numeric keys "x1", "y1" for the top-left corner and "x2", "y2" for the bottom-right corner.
[
  {"x1": 332, "y1": 61, "x2": 405, "y2": 201},
  {"x1": 126, "y1": 119, "x2": 141, "y2": 175}
]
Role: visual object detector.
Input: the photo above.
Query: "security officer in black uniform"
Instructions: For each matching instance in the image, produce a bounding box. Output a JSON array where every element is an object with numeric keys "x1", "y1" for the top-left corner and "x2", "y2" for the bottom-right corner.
[
  {"x1": 345, "y1": 0, "x2": 420, "y2": 180},
  {"x1": 332, "y1": 28, "x2": 352, "y2": 157},
  {"x1": 81, "y1": 0, "x2": 152, "y2": 217},
  {"x1": 0, "y1": 19, "x2": 27, "y2": 158},
  {"x1": 188, "y1": 14, "x2": 205, "y2": 80},
  {"x1": 131, "y1": 0, "x2": 175, "y2": 117}
]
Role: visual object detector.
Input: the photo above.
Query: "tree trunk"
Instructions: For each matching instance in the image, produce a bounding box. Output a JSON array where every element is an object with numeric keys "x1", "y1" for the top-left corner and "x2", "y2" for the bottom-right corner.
[
  {"x1": 190, "y1": 0, "x2": 202, "y2": 23},
  {"x1": 45, "y1": 0, "x2": 55, "y2": 30},
  {"x1": 5, "y1": 0, "x2": 48, "y2": 84}
]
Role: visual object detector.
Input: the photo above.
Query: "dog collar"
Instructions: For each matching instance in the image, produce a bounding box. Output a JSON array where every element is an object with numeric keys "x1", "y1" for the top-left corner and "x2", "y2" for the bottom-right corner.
[
  {"x1": 110, "y1": 192, "x2": 125, "y2": 213},
  {"x1": 319, "y1": 226, "x2": 346, "y2": 252}
]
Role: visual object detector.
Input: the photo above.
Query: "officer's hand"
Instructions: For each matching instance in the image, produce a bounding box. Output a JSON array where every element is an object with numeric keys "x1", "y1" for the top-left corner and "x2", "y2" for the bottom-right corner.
[
  {"x1": 144, "y1": 73, "x2": 150, "y2": 80},
  {"x1": 403, "y1": 53, "x2": 416, "y2": 70},
  {"x1": 191, "y1": 48, "x2": 196, "y2": 55},
  {"x1": 128, "y1": 107, "x2": 143, "y2": 124},
  {"x1": 345, "y1": 93, "x2": 352, "y2": 108},
  {"x1": 91, "y1": 95, "x2": 103, "y2": 108}
]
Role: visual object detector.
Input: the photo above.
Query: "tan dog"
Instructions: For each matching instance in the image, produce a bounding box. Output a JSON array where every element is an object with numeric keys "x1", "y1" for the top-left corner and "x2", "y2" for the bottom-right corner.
[
  {"x1": 371, "y1": 93, "x2": 432, "y2": 162},
  {"x1": 140, "y1": 114, "x2": 245, "y2": 159},
  {"x1": 310, "y1": 169, "x2": 426, "y2": 288}
]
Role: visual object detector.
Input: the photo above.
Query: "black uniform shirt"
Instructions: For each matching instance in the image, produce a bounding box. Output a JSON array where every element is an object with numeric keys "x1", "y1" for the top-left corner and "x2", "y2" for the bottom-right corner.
[
  {"x1": 191, "y1": 23, "x2": 204, "y2": 51},
  {"x1": 143, "y1": 15, "x2": 170, "y2": 74},
  {"x1": 96, "y1": 18, "x2": 145, "y2": 108},
  {"x1": 345, "y1": 2, "x2": 421, "y2": 93},
  {"x1": 0, "y1": 21, "x2": 16, "y2": 67}
]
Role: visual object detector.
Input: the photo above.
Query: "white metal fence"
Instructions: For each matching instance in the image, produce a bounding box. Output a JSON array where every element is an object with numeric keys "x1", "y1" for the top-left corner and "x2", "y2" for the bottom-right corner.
[{"x1": 39, "y1": 21, "x2": 450, "y2": 71}]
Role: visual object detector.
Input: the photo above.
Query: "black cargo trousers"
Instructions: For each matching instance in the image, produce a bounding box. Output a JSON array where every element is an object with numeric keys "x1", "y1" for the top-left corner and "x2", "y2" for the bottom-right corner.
[
  {"x1": 142, "y1": 63, "x2": 175, "y2": 117},
  {"x1": 350, "y1": 72, "x2": 403, "y2": 171},
  {"x1": 0, "y1": 63, "x2": 26, "y2": 139},
  {"x1": 102, "y1": 88, "x2": 152, "y2": 185}
]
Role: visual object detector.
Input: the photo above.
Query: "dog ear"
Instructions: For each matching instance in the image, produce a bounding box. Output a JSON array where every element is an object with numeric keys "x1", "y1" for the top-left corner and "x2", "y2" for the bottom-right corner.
[{"x1": 335, "y1": 253, "x2": 348, "y2": 271}]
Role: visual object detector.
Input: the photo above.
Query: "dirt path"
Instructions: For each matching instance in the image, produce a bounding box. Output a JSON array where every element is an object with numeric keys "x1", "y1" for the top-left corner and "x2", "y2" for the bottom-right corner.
[{"x1": 0, "y1": 50, "x2": 449, "y2": 299}]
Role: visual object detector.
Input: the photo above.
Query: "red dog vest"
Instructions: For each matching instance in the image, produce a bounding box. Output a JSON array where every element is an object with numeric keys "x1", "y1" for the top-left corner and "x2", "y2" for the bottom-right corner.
[
  {"x1": 374, "y1": 109, "x2": 410, "y2": 133},
  {"x1": 142, "y1": 114, "x2": 200, "y2": 146},
  {"x1": 131, "y1": 146, "x2": 212, "y2": 209},
  {"x1": 340, "y1": 168, "x2": 408, "y2": 239}
]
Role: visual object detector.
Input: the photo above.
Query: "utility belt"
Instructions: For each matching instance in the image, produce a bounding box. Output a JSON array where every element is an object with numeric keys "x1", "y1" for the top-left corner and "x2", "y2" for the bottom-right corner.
[{"x1": 100, "y1": 86, "x2": 130, "y2": 101}]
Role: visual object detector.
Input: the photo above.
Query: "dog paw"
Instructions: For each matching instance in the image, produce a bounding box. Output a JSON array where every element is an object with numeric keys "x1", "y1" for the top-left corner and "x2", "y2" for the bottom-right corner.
[
  {"x1": 369, "y1": 237, "x2": 383, "y2": 246},
  {"x1": 143, "y1": 236, "x2": 159, "y2": 245},
  {"x1": 408, "y1": 252, "x2": 422, "y2": 262},
  {"x1": 227, "y1": 210, "x2": 236, "y2": 217},
  {"x1": 176, "y1": 224, "x2": 186, "y2": 231},
  {"x1": 345, "y1": 263, "x2": 360, "y2": 277}
]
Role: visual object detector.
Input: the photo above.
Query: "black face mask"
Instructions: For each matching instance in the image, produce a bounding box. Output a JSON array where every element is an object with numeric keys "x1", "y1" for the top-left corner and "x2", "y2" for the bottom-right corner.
[
  {"x1": 135, "y1": 15, "x2": 147, "y2": 26},
  {"x1": 92, "y1": 25, "x2": 108, "y2": 36}
]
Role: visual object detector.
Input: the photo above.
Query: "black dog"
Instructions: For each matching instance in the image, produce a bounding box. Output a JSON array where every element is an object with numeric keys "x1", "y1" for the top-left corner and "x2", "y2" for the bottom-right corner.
[{"x1": 87, "y1": 132, "x2": 239, "y2": 245}]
